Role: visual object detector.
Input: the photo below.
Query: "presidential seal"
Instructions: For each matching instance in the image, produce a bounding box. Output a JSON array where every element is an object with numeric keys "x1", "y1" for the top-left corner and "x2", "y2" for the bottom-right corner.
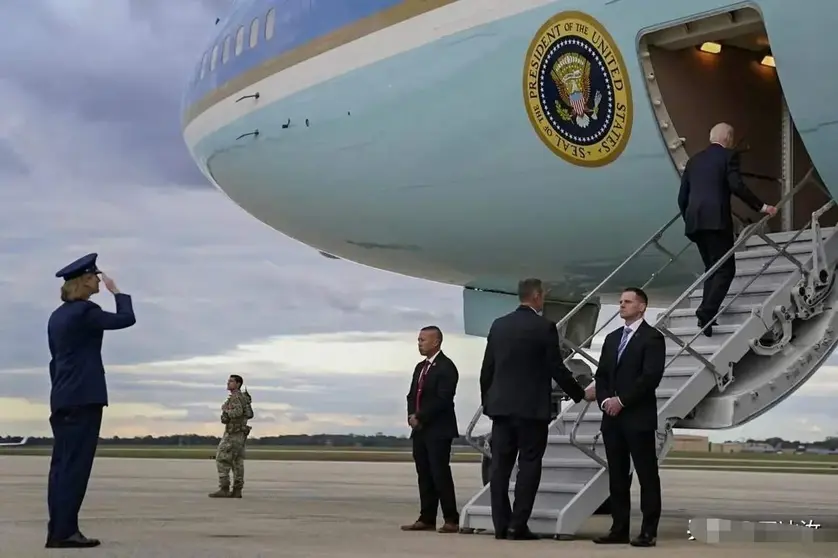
[{"x1": 523, "y1": 11, "x2": 633, "y2": 167}]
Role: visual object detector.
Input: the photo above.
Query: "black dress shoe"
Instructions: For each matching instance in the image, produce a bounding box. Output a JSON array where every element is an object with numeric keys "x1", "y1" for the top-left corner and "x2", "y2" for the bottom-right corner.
[
  {"x1": 592, "y1": 532, "x2": 630, "y2": 544},
  {"x1": 631, "y1": 533, "x2": 657, "y2": 547},
  {"x1": 507, "y1": 528, "x2": 539, "y2": 540},
  {"x1": 494, "y1": 528, "x2": 507, "y2": 540},
  {"x1": 697, "y1": 318, "x2": 717, "y2": 337},
  {"x1": 45, "y1": 532, "x2": 101, "y2": 548}
]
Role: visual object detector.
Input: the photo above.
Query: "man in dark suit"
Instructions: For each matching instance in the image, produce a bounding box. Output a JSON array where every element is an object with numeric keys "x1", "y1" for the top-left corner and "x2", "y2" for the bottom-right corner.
[
  {"x1": 479, "y1": 278, "x2": 594, "y2": 540},
  {"x1": 592, "y1": 287, "x2": 665, "y2": 547},
  {"x1": 46, "y1": 253, "x2": 136, "y2": 549},
  {"x1": 401, "y1": 325, "x2": 461, "y2": 534},
  {"x1": 678, "y1": 122, "x2": 777, "y2": 335}
]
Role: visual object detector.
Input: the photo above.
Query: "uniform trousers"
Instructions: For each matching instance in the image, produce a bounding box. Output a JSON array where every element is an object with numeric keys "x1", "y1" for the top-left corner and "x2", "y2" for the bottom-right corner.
[
  {"x1": 216, "y1": 431, "x2": 247, "y2": 490},
  {"x1": 47, "y1": 404, "x2": 103, "y2": 541}
]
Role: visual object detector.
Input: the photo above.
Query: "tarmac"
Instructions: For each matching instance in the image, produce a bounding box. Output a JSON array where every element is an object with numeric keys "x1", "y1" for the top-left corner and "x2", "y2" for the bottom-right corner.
[{"x1": 0, "y1": 455, "x2": 836, "y2": 557}]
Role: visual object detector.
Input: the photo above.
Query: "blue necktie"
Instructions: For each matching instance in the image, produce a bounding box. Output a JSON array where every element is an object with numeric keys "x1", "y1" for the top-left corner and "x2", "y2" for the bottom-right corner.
[{"x1": 617, "y1": 326, "x2": 631, "y2": 361}]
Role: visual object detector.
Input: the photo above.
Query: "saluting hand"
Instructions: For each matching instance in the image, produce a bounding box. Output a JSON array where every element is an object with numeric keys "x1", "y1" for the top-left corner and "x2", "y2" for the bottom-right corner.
[{"x1": 100, "y1": 272, "x2": 120, "y2": 294}]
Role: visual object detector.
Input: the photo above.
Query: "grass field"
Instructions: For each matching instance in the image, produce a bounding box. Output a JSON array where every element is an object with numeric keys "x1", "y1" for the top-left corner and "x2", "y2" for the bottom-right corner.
[{"x1": 2, "y1": 445, "x2": 837, "y2": 474}]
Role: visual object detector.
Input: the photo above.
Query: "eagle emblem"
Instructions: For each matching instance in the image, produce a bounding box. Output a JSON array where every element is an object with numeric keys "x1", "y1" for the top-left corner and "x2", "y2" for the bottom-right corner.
[{"x1": 550, "y1": 52, "x2": 603, "y2": 129}]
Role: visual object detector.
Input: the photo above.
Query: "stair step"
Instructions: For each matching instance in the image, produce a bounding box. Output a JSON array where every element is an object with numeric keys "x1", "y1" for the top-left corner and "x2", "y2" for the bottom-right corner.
[
  {"x1": 686, "y1": 286, "x2": 776, "y2": 308},
  {"x1": 667, "y1": 305, "x2": 758, "y2": 328},
  {"x1": 665, "y1": 343, "x2": 718, "y2": 369},
  {"x1": 466, "y1": 505, "x2": 560, "y2": 520},
  {"x1": 737, "y1": 243, "x2": 812, "y2": 262},
  {"x1": 510, "y1": 481, "x2": 587, "y2": 494},
  {"x1": 664, "y1": 365, "x2": 698, "y2": 377},
  {"x1": 547, "y1": 434, "x2": 600, "y2": 445},
  {"x1": 744, "y1": 229, "x2": 831, "y2": 248},
  {"x1": 659, "y1": 366, "x2": 698, "y2": 391},
  {"x1": 541, "y1": 458, "x2": 603, "y2": 469},
  {"x1": 726, "y1": 263, "x2": 800, "y2": 292},
  {"x1": 463, "y1": 505, "x2": 560, "y2": 534},
  {"x1": 665, "y1": 324, "x2": 739, "y2": 337},
  {"x1": 539, "y1": 458, "x2": 604, "y2": 484},
  {"x1": 690, "y1": 261, "x2": 798, "y2": 304}
]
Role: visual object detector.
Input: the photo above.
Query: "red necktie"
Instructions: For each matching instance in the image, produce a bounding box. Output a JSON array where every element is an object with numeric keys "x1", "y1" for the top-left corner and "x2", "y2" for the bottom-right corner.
[{"x1": 415, "y1": 360, "x2": 431, "y2": 411}]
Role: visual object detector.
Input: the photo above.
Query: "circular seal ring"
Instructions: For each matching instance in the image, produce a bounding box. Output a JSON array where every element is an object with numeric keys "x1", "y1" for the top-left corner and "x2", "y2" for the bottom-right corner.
[{"x1": 523, "y1": 11, "x2": 633, "y2": 167}]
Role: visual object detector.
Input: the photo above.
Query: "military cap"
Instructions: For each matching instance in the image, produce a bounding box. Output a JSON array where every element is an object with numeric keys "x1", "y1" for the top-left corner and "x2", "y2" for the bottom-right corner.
[{"x1": 55, "y1": 252, "x2": 101, "y2": 281}]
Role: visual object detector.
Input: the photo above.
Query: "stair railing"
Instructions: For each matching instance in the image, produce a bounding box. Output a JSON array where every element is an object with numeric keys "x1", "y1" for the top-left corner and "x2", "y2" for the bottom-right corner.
[
  {"x1": 566, "y1": 166, "x2": 826, "y2": 466},
  {"x1": 464, "y1": 211, "x2": 697, "y2": 458},
  {"x1": 464, "y1": 166, "x2": 828, "y2": 468},
  {"x1": 655, "y1": 168, "x2": 821, "y2": 388}
]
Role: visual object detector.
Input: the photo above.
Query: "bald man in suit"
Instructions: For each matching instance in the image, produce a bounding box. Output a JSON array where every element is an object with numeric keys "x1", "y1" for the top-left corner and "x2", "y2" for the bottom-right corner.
[{"x1": 678, "y1": 122, "x2": 776, "y2": 335}]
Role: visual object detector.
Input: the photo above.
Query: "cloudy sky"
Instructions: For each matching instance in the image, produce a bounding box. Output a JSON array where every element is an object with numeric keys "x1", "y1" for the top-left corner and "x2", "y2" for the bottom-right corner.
[{"x1": 0, "y1": 1, "x2": 834, "y2": 444}]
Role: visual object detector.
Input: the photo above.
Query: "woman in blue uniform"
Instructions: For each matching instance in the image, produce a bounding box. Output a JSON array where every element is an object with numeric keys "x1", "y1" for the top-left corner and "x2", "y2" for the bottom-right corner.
[{"x1": 45, "y1": 253, "x2": 136, "y2": 549}]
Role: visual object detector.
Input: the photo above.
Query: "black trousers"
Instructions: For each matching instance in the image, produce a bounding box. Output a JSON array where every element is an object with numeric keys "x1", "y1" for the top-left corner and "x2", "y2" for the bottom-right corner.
[
  {"x1": 601, "y1": 424, "x2": 661, "y2": 538},
  {"x1": 691, "y1": 229, "x2": 736, "y2": 324},
  {"x1": 412, "y1": 434, "x2": 459, "y2": 524},
  {"x1": 488, "y1": 416, "x2": 549, "y2": 534},
  {"x1": 47, "y1": 404, "x2": 103, "y2": 541}
]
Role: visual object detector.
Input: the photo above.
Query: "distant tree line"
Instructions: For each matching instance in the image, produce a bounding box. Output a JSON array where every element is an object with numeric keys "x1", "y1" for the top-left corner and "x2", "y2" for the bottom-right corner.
[
  {"x1": 1, "y1": 433, "x2": 836, "y2": 450},
  {"x1": 0, "y1": 433, "x2": 482, "y2": 448}
]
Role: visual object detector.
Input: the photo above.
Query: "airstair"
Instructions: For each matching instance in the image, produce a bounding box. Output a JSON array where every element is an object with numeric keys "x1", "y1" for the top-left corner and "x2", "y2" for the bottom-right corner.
[{"x1": 459, "y1": 168, "x2": 838, "y2": 538}]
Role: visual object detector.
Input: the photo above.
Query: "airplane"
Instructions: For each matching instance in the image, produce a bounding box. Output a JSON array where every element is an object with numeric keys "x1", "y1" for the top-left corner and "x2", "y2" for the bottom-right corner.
[
  {"x1": 0, "y1": 436, "x2": 29, "y2": 447},
  {"x1": 181, "y1": 0, "x2": 838, "y2": 536}
]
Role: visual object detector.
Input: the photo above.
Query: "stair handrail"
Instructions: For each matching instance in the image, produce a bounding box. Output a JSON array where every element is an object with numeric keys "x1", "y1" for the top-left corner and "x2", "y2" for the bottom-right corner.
[
  {"x1": 566, "y1": 166, "x2": 819, "y2": 467},
  {"x1": 654, "y1": 167, "x2": 814, "y2": 339},
  {"x1": 659, "y1": 197, "x2": 835, "y2": 377},
  {"x1": 465, "y1": 166, "x2": 821, "y2": 462},
  {"x1": 463, "y1": 210, "x2": 692, "y2": 458}
]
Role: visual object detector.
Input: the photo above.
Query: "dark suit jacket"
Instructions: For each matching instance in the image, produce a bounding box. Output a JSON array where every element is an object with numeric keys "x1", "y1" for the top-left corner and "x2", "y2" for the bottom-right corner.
[
  {"x1": 677, "y1": 143, "x2": 765, "y2": 237},
  {"x1": 479, "y1": 305, "x2": 586, "y2": 422},
  {"x1": 594, "y1": 320, "x2": 666, "y2": 432},
  {"x1": 406, "y1": 351, "x2": 460, "y2": 439},
  {"x1": 48, "y1": 293, "x2": 136, "y2": 413}
]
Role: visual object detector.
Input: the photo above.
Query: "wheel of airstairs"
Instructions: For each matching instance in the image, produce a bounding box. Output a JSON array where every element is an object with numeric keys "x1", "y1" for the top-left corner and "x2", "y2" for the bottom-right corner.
[{"x1": 459, "y1": 177, "x2": 838, "y2": 540}]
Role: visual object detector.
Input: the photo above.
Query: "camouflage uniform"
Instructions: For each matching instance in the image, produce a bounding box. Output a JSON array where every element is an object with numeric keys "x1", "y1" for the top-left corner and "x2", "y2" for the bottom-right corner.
[{"x1": 209, "y1": 389, "x2": 253, "y2": 498}]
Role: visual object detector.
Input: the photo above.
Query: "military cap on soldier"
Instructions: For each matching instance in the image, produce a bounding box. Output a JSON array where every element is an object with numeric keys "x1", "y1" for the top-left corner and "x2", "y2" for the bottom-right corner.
[{"x1": 55, "y1": 253, "x2": 101, "y2": 281}]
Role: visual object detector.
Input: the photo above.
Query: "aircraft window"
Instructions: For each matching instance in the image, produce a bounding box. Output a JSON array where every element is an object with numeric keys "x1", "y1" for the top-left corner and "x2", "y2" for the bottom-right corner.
[
  {"x1": 250, "y1": 17, "x2": 259, "y2": 48},
  {"x1": 210, "y1": 44, "x2": 219, "y2": 71},
  {"x1": 200, "y1": 51, "x2": 207, "y2": 79},
  {"x1": 222, "y1": 35, "x2": 231, "y2": 64},
  {"x1": 265, "y1": 8, "x2": 276, "y2": 40},
  {"x1": 235, "y1": 26, "x2": 245, "y2": 55}
]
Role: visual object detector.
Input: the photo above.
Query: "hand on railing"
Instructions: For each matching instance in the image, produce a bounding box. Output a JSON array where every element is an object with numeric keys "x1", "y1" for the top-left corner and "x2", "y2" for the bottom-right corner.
[{"x1": 761, "y1": 204, "x2": 778, "y2": 217}]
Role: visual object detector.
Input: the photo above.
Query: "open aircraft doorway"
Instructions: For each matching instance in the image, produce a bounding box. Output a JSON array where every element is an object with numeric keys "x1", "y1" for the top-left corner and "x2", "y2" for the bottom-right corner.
[{"x1": 638, "y1": 5, "x2": 838, "y2": 233}]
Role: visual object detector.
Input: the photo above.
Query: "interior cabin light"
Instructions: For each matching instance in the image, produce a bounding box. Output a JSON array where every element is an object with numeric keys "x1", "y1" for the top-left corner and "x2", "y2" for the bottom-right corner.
[
  {"x1": 760, "y1": 55, "x2": 775, "y2": 67},
  {"x1": 699, "y1": 41, "x2": 722, "y2": 54}
]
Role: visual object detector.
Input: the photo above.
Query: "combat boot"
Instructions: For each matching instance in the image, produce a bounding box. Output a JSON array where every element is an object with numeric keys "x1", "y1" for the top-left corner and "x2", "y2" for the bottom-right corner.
[
  {"x1": 208, "y1": 487, "x2": 230, "y2": 498},
  {"x1": 230, "y1": 486, "x2": 242, "y2": 498}
]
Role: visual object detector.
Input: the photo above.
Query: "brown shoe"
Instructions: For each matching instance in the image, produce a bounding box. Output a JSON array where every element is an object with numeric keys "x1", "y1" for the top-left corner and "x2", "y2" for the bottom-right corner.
[
  {"x1": 208, "y1": 488, "x2": 230, "y2": 498},
  {"x1": 400, "y1": 520, "x2": 436, "y2": 531},
  {"x1": 438, "y1": 522, "x2": 459, "y2": 533}
]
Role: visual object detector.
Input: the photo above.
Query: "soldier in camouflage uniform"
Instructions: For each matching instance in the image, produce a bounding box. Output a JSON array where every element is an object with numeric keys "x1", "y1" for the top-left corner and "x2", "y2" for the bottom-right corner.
[{"x1": 208, "y1": 374, "x2": 253, "y2": 498}]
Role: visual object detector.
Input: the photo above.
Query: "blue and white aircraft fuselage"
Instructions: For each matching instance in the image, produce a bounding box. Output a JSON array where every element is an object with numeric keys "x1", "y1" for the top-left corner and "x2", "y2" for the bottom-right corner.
[{"x1": 181, "y1": 0, "x2": 838, "y2": 334}]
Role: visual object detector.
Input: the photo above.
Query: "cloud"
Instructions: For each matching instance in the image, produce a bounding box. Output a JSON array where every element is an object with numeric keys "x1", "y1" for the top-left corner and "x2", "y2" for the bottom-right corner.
[{"x1": 0, "y1": 1, "x2": 834, "y2": 444}]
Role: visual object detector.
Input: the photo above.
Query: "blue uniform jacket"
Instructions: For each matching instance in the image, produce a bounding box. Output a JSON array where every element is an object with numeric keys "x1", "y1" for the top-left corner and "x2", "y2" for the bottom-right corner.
[{"x1": 47, "y1": 293, "x2": 136, "y2": 413}]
